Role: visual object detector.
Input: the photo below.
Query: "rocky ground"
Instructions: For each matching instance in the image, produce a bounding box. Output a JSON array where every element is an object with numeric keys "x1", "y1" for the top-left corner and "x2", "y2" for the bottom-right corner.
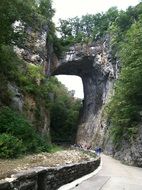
[{"x1": 0, "y1": 149, "x2": 95, "y2": 180}]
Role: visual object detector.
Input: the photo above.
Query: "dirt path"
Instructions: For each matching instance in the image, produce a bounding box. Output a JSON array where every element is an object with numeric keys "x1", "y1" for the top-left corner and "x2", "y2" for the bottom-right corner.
[{"x1": 71, "y1": 154, "x2": 142, "y2": 190}]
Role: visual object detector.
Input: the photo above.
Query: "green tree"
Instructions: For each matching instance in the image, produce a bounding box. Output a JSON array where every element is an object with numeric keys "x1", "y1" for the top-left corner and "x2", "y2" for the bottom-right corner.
[
  {"x1": 107, "y1": 20, "x2": 142, "y2": 146},
  {"x1": 49, "y1": 79, "x2": 82, "y2": 143},
  {"x1": 58, "y1": 7, "x2": 119, "y2": 47}
]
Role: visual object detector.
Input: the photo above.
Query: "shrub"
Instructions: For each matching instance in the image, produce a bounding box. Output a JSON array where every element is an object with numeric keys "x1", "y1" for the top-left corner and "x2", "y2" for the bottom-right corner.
[
  {"x1": 0, "y1": 134, "x2": 25, "y2": 158},
  {"x1": 0, "y1": 107, "x2": 35, "y2": 148},
  {"x1": 0, "y1": 107, "x2": 51, "y2": 155}
]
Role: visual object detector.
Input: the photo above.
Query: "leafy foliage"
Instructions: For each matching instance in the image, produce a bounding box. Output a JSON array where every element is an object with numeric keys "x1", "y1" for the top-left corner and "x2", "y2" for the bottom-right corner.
[
  {"x1": 49, "y1": 79, "x2": 82, "y2": 143},
  {"x1": 107, "y1": 9, "x2": 142, "y2": 146},
  {"x1": 58, "y1": 7, "x2": 119, "y2": 47},
  {"x1": 0, "y1": 107, "x2": 51, "y2": 155},
  {"x1": 0, "y1": 134, "x2": 25, "y2": 158}
]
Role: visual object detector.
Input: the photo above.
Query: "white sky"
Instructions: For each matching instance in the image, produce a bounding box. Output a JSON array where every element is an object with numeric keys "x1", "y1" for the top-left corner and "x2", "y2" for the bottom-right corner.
[{"x1": 53, "y1": 0, "x2": 140, "y2": 99}]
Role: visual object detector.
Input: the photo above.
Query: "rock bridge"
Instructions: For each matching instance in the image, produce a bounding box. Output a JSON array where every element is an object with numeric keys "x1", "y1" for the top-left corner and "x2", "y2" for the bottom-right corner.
[{"x1": 51, "y1": 35, "x2": 118, "y2": 148}]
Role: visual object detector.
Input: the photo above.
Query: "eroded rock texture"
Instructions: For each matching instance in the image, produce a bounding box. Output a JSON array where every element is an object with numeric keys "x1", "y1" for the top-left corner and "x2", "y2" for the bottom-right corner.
[
  {"x1": 52, "y1": 35, "x2": 118, "y2": 148},
  {"x1": 12, "y1": 28, "x2": 51, "y2": 137}
]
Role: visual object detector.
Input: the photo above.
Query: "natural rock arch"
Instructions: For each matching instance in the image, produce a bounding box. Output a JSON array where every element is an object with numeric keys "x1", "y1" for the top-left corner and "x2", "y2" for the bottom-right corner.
[{"x1": 51, "y1": 35, "x2": 118, "y2": 148}]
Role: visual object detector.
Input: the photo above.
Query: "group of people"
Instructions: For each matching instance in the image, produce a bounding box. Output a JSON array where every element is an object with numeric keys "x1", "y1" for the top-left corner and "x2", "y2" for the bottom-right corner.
[
  {"x1": 72, "y1": 144, "x2": 102, "y2": 156},
  {"x1": 95, "y1": 147, "x2": 102, "y2": 156}
]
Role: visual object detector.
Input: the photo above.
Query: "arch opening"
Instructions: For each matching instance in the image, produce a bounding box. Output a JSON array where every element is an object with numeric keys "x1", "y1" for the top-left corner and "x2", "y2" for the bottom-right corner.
[
  {"x1": 50, "y1": 75, "x2": 84, "y2": 145},
  {"x1": 57, "y1": 75, "x2": 84, "y2": 99}
]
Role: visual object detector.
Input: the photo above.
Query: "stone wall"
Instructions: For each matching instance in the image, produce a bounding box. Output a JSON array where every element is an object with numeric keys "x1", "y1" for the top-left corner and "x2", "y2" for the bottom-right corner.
[{"x1": 0, "y1": 158, "x2": 100, "y2": 190}]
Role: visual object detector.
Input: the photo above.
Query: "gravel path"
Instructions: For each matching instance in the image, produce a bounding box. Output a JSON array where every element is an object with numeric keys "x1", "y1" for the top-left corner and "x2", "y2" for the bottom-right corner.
[{"x1": 0, "y1": 149, "x2": 94, "y2": 180}]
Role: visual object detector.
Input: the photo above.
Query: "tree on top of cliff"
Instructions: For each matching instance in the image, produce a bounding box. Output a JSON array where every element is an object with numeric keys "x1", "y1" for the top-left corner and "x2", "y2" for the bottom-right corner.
[{"x1": 58, "y1": 7, "x2": 119, "y2": 47}]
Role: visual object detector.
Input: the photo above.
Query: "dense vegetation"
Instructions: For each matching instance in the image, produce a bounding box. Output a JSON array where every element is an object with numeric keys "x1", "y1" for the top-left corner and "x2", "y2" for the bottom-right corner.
[
  {"x1": 50, "y1": 86, "x2": 81, "y2": 143},
  {"x1": 0, "y1": 107, "x2": 50, "y2": 158},
  {"x1": 58, "y1": 7, "x2": 119, "y2": 47},
  {"x1": 107, "y1": 6, "x2": 142, "y2": 148},
  {"x1": 0, "y1": 0, "x2": 81, "y2": 158}
]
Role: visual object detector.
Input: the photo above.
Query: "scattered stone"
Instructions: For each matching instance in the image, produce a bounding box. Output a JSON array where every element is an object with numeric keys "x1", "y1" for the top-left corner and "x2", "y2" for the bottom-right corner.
[{"x1": 0, "y1": 149, "x2": 95, "y2": 180}]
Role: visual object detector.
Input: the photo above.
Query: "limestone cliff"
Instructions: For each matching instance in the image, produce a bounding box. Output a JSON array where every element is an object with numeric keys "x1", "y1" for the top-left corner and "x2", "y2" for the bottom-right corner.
[
  {"x1": 7, "y1": 29, "x2": 52, "y2": 138},
  {"x1": 8, "y1": 83, "x2": 50, "y2": 137},
  {"x1": 51, "y1": 35, "x2": 118, "y2": 148}
]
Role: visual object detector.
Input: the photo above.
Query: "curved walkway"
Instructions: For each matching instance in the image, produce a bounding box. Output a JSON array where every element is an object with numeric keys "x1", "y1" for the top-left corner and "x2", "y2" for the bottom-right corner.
[{"x1": 71, "y1": 154, "x2": 142, "y2": 190}]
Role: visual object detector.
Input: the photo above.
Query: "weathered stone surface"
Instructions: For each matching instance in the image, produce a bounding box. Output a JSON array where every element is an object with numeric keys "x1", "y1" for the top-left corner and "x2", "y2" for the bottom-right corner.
[
  {"x1": 103, "y1": 122, "x2": 142, "y2": 167},
  {"x1": 11, "y1": 27, "x2": 53, "y2": 139},
  {"x1": 112, "y1": 124, "x2": 142, "y2": 167},
  {"x1": 51, "y1": 35, "x2": 118, "y2": 148},
  {"x1": 0, "y1": 180, "x2": 11, "y2": 190},
  {"x1": 8, "y1": 83, "x2": 24, "y2": 112},
  {"x1": 8, "y1": 82, "x2": 51, "y2": 137}
]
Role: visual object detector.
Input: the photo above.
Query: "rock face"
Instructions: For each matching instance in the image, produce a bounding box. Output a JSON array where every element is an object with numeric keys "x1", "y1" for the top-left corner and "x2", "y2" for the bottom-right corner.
[
  {"x1": 8, "y1": 83, "x2": 50, "y2": 137},
  {"x1": 110, "y1": 124, "x2": 142, "y2": 167},
  {"x1": 52, "y1": 35, "x2": 118, "y2": 148},
  {"x1": 8, "y1": 83, "x2": 24, "y2": 112},
  {"x1": 11, "y1": 29, "x2": 51, "y2": 137}
]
